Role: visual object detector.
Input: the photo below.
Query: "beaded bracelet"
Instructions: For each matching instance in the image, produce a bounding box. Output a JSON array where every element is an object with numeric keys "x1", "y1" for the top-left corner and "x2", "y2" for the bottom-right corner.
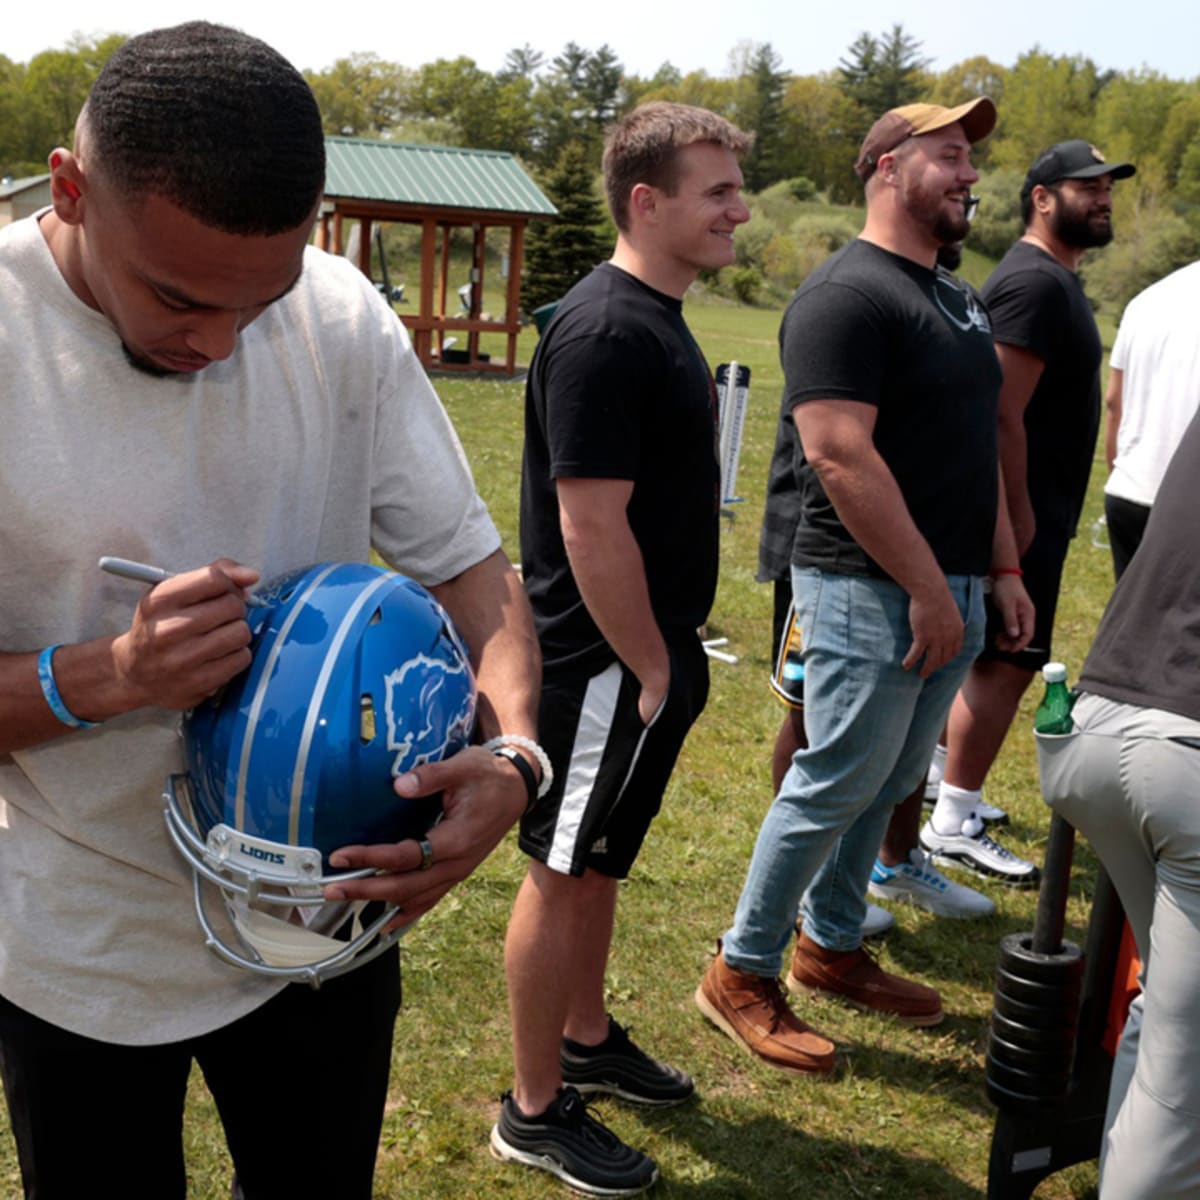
[
  {"x1": 481, "y1": 735, "x2": 554, "y2": 799},
  {"x1": 37, "y1": 645, "x2": 101, "y2": 729}
]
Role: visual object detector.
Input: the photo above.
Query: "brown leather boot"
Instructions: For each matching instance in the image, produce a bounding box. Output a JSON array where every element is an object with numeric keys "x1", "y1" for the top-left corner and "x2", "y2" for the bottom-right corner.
[
  {"x1": 695, "y1": 945, "x2": 836, "y2": 1076},
  {"x1": 785, "y1": 931, "x2": 944, "y2": 1027}
]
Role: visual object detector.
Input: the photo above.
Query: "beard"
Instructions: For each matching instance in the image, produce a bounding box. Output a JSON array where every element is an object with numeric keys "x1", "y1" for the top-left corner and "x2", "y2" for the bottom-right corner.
[
  {"x1": 1050, "y1": 201, "x2": 1114, "y2": 249},
  {"x1": 904, "y1": 178, "x2": 971, "y2": 245},
  {"x1": 937, "y1": 242, "x2": 964, "y2": 272}
]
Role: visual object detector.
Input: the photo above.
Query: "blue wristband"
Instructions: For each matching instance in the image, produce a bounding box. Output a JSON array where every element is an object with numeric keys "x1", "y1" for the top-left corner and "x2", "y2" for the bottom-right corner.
[{"x1": 37, "y1": 645, "x2": 100, "y2": 730}]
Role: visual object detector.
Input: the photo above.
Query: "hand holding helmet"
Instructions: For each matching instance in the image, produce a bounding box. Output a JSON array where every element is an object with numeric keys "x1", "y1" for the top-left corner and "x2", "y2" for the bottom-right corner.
[{"x1": 323, "y1": 743, "x2": 530, "y2": 928}]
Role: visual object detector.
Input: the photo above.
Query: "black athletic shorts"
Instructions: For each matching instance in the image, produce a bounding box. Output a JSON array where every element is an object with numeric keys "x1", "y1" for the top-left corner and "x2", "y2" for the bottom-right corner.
[
  {"x1": 1103, "y1": 492, "x2": 1151, "y2": 581},
  {"x1": 519, "y1": 632, "x2": 709, "y2": 878},
  {"x1": 979, "y1": 523, "x2": 1071, "y2": 671}
]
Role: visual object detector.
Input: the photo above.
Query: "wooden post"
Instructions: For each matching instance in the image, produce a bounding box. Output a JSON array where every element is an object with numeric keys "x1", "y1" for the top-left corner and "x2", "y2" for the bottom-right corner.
[
  {"x1": 468, "y1": 223, "x2": 485, "y2": 364},
  {"x1": 357, "y1": 218, "x2": 372, "y2": 277},
  {"x1": 505, "y1": 222, "x2": 525, "y2": 374},
  {"x1": 417, "y1": 216, "x2": 437, "y2": 368}
]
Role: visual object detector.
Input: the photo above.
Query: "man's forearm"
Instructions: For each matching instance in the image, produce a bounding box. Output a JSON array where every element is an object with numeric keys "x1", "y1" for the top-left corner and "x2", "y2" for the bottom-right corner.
[
  {"x1": 563, "y1": 520, "x2": 668, "y2": 688},
  {"x1": 430, "y1": 548, "x2": 541, "y2": 744}
]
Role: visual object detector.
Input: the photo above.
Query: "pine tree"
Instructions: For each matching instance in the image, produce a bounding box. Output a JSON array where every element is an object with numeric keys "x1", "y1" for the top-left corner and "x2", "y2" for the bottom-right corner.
[
  {"x1": 837, "y1": 24, "x2": 928, "y2": 115},
  {"x1": 521, "y1": 143, "x2": 608, "y2": 315}
]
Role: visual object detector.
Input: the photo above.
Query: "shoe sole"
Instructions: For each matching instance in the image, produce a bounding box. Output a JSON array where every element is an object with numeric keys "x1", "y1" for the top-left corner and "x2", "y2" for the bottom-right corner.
[
  {"x1": 564, "y1": 1078, "x2": 693, "y2": 1108},
  {"x1": 923, "y1": 848, "x2": 1040, "y2": 889},
  {"x1": 784, "y1": 973, "x2": 945, "y2": 1028},
  {"x1": 868, "y1": 881, "x2": 995, "y2": 920},
  {"x1": 489, "y1": 1125, "x2": 658, "y2": 1198},
  {"x1": 693, "y1": 986, "x2": 836, "y2": 1077}
]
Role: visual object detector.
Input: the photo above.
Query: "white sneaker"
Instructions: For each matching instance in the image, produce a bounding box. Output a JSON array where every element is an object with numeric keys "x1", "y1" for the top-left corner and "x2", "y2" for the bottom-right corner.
[
  {"x1": 919, "y1": 816, "x2": 1040, "y2": 888},
  {"x1": 868, "y1": 849, "x2": 995, "y2": 919},
  {"x1": 973, "y1": 798, "x2": 1009, "y2": 826},
  {"x1": 860, "y1": 902, "x2": 895, "y2": 939}
]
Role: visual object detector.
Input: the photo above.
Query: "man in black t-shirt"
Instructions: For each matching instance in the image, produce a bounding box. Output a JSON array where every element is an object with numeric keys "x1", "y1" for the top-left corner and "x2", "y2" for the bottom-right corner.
[
  {"x1": 925, "y1": 141, "x2": 1135, "y2": 886},
  {"x1": 697, "y1": 99, "x2": 1034, "y2": 1078},
  {"x1": 493, "y1": 103, "x2": 751, "y2": 1198}
]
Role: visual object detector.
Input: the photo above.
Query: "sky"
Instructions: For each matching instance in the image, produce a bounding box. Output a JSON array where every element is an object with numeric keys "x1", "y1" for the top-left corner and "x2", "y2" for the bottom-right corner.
[{"x1": 3, "y1": 0, "x2": 1197, "y2": 82}]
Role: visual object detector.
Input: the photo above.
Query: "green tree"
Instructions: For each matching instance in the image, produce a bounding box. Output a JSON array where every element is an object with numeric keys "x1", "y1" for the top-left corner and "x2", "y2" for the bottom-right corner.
[
  {"x1": 837, "y1": 24, "x2": 928, "y2": 116},
  {"x1": 730, "y1": 42, "x2": 788, "y2": 191},
  {"x1": 520, "y1": 142, "x2": 608, "y2": 313},
  {"x1": 530, "y1": 43, "x2": 625, "y2": 168},
  {"x1": 968, "y1": 169, "x2": 1025, "y2": 258},
  {"x1": 927, "y1": 56, "x2": 1008, "y2": 108},
  {"x1": 623, "y1": 61, "x2": 683, "y2": 107},
  {"x1": 1093, "y1": 70, "x2": 1182, "y2": 178},
  {"x1": 632, "y1": 69, "x2": 739, "y2": 118},
  {"x1": 989, "y1": 51, "x2": 1102, "y2": 172},
  {"x1": 1083, "y1": 191, "x2": 1199, "y2": 312},
  {"x1": 779, "y1": 72, "x2": 864, "y2": 202},
  {"x1": 1159, "y1": 85, "x2": 1200, "y2": 189},
  {"x1": 306, "y1": 54, "x2": 411, "y2": 137},
  {"x1": 497, "y1": 45, "x2": 544, "y2": 84},
  {"x1": 408, "y1": 57, "x2": 534, "y2": 154}
]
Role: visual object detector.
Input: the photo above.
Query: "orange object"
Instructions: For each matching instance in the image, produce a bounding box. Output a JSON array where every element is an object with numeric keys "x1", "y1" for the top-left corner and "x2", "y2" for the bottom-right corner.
[{"x1": 1102, "y1": 922, "x2": 1142, "y2": 1058}]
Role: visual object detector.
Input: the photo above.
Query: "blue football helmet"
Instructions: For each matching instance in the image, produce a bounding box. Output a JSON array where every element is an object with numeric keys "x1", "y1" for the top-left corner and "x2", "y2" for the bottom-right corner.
[{"x1": 163, "y1": 561, "x2": 476, "y2": 986}]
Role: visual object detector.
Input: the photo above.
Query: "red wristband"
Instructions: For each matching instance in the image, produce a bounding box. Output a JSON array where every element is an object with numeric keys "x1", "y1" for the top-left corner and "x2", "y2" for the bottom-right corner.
[{"x1": 991, "y1": 567, "x2": 1024, "y2": 577}]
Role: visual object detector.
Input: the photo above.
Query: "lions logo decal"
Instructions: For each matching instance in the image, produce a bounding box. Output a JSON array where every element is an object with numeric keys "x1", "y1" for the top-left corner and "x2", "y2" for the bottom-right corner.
[{"x1": 383, "y1": 653, "x2": 476, "y2": 776}]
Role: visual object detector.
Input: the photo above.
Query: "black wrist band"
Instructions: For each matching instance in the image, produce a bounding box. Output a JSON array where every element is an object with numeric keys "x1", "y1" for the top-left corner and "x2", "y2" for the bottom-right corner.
[{"x1": 492, "y1": 746, "x2": 538, "y2": 813}]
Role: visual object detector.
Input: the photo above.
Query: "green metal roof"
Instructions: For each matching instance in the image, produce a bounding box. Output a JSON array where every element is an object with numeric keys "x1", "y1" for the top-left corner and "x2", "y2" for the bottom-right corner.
[
  {"x1": 0, "y1": 173, "x2": 50, "y2": 199},
  {"x1": 324, "y1": 137, "x2": 556, "y2": 218}
]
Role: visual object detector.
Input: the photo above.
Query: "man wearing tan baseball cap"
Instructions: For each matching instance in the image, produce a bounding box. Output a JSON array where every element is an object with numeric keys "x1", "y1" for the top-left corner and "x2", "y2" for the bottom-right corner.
[
  {"x1": 697, "y1": 96, "x2": 1033, "y2": 1076},
  {"x1": 855, "y1": 98, "x2": 997, "y2": 181}
]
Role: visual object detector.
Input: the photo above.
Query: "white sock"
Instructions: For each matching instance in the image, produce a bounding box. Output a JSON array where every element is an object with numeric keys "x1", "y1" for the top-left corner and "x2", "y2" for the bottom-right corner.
[
  {"x1": 926, "y1": 742, "x2": 948, "y2": 788},
  {"x1": 932, "y1": 782, "x2": 982, "y2": 835}
]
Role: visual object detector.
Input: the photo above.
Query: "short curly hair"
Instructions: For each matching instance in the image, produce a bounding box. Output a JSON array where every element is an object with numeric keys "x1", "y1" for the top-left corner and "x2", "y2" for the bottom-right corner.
[
  {"x1": 603, "y1": 102, "x2": 752, "y2": 232},
  {"x1": 83, "y1": 21, "x2": 325, "y2": 235}
]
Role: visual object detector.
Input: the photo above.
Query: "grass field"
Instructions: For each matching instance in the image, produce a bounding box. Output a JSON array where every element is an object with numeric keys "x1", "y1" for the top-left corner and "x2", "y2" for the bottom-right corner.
[{"x1": 0, "y1": 297, "x2": 1117, "y2": 1199}]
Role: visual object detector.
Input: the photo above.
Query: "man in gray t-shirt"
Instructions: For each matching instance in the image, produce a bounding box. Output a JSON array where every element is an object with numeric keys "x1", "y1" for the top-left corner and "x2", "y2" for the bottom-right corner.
[
  {"x1": 1039, "y1": 406, "x2": 1200, "y2": 1198},
  {"x1": 0, "y1": 23, "x2": 540, "y2": 1200}
]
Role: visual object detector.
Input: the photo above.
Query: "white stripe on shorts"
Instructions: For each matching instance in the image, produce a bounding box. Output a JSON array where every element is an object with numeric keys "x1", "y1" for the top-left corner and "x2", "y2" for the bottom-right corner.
[{"x1": 546, "y1": 662, "x2": 623, "y2": 874}]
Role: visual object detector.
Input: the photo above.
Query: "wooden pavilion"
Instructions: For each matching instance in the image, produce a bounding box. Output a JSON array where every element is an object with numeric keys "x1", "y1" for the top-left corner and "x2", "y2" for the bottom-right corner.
[{"x1": 315, "y1": 137, "x2": 557, "y2": 374}]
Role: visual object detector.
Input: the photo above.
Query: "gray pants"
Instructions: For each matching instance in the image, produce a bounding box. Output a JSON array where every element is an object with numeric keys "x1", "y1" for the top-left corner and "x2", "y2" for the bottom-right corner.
[{"x1": 1038, "y1": 692, "x2": 1200, "y2": 1199}]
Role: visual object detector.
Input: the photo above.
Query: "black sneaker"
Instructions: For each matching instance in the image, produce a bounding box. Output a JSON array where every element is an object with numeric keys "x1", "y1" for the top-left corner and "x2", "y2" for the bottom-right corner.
[
  {"x1": 490, "y1": 1086, "x2": 659, "y2": 1197},
  {"x1": 561, "y1": 1016, "x2": 694, "y2": 1107}
]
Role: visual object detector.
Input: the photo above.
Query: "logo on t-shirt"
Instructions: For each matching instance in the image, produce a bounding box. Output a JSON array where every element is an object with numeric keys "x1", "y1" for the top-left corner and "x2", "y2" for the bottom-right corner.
[{"x1": 934, "y1": 275, "x2": 991, "y2": 336}]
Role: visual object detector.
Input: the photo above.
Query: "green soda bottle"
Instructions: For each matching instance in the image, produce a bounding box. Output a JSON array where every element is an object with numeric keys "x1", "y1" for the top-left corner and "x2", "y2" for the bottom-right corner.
[{"x1": 1034, "y1": 662, "x2": 1074, "y2": 734}]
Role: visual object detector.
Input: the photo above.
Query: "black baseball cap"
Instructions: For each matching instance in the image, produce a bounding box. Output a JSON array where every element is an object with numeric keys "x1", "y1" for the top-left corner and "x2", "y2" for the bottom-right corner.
[{"x1": 1021, "y1": 140, "x2": 1136, "y2": 201}]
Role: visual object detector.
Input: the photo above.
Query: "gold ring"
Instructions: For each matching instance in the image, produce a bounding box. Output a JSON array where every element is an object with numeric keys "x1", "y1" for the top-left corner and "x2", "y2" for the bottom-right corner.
[{"x1": 418, "y1": 837, "x2": 434, "y2": 871}]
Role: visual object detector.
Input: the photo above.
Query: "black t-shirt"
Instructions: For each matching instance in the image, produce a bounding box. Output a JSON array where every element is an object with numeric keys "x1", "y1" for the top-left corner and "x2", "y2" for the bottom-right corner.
[
  {"x1": 982, "y1": 240, "x2": 1102, "y2": 538},
  {"x1": 1080, "y1": 407, "x2": 1200, "y2": 721},
  {"x1": 520, "y1": 263, "x2": 720, "y2": 671},
  {"x1": 757, "y1": 413, "x2": 801, "y2": 584},
  {"x1": 781, "y1": 239, "x2": 1001, "y2": 579}
]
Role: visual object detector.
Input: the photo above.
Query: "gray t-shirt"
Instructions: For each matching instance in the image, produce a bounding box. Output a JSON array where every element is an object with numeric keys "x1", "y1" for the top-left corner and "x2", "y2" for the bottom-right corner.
[
  {"x1": 0, "y1": 214, "x2": 499, "y2": 1044},
  {"x1": 1080, "y1": 407, "x2": 1200, "y2": 721}
]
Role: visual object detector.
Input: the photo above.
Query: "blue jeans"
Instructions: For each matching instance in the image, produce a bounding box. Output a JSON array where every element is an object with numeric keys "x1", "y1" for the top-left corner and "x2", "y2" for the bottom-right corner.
[{"x1": 723, "y1": 567, "x2": 986, "y2": 975}]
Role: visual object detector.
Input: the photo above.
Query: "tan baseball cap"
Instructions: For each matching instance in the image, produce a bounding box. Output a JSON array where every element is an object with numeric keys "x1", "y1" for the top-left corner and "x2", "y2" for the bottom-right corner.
[{"x1": 855, "y1": 98, "x2": 997, "y2": 182}]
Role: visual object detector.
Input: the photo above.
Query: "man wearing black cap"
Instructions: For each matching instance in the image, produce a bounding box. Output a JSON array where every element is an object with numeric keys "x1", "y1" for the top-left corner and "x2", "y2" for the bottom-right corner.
[
  {"x1": 924, "y1": 141, "x2": 1135, "y2": 885},
  {"x1": 697, "y1": 100, "x2": 1033, "y2": 1075}
]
